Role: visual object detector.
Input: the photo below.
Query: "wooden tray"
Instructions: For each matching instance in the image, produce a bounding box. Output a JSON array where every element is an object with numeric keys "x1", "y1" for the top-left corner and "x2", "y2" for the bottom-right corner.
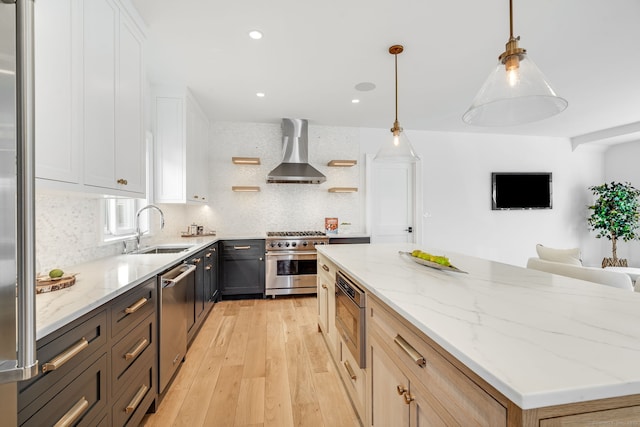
[
  {"x1": 36, "y1": 274, "x2": 78, "y2": 294},
  {"x1": 399, "y1": 251, "x2": 467, "y2": 274}
]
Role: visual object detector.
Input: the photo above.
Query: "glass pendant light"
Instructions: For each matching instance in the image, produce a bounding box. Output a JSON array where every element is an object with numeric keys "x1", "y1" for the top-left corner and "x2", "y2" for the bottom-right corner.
[
  {"x1": 375, "y1": 45, "x2": 419, "y2": 163},
  {"x1": 462, "y1": 0, "x2": 567, "y2": 126}
]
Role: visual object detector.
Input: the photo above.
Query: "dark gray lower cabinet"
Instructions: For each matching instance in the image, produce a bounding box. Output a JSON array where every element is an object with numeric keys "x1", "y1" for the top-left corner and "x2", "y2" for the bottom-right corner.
[
  {"x1": 221, "y1": 239, "x2": 265, "y2": 297},
  {"x1": 18, "y1": 277, "x2": 158, "y2": 427}
]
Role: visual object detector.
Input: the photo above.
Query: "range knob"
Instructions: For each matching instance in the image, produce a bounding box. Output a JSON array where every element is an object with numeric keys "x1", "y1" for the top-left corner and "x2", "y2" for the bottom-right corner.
[
  {"x1": 269, "y1": 242, "x2": 276, "y2": 248},
  {"x1": 291, "y1": 242, "x2": 297, "y2": 247},
  {"x1": 285, "y1": 242, "x2": 290, "y2": 247},
  {"x1": 277, "y1": 242, "x2": 282, "y2": 247},
  {"x1": 302, "y1": 242, "x2": 308, "y2": 247}
]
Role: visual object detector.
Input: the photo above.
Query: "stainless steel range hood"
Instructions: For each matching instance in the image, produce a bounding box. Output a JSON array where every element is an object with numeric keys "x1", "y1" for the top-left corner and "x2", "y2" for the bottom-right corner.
[{"x1": 267, "y1": 118, "x2": 326, "y2": 184}]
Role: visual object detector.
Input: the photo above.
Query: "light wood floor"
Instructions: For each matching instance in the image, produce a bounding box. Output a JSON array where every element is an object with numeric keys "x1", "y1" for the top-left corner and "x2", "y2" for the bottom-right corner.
[{"x1": 141, "y1": 296, "x2": 361, "y2": 427}]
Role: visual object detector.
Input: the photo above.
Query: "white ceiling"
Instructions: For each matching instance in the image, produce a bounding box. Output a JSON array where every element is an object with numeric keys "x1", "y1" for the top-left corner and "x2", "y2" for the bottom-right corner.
[{"x1": 131, "y1": 0, "x2": 640, "y2": 142}]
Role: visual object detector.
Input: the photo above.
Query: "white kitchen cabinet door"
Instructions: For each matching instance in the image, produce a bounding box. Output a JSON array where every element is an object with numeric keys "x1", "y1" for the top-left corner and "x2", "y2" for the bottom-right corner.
[
  {"x1": 154, "y1": 88, "x2": 209, "y2": 204},
  {"x1": 185, "y1": 97, "x2": 209, "y2": 203},
  {"x1": 83, "y1": 0, "x2": 145, "y2": 196},
  {"x1": 34, "y1": 0, "x2": 81, "y2": 184},
  {"x1": 115, "y1": 13, "x2": 145, "y2": 194},
  {"x1": 154, "y1": 96, "x2": 185, "y2": 202},
  {"x1": 83, "y1": 0, "x2": 117, "y2": 190}
]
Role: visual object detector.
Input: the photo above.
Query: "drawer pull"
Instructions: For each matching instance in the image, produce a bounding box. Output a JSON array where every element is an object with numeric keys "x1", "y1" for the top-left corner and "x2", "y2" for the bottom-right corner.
[
  {"x1": 205, "y1": 265, "x2": 212, "y2": 271},
  {"x1": 42, "y1": 338, "x2": 89, "y2": 372},
  {"x1": 321, "y1": 283, "x2": 328, "y2": 290},
  {"x1": 125, "y1": 338, "x2": 149, "y2": 361},
  {"x1": 343, "y1": 360, "x2": 357, "y2": 380},
  {"x1": 124, "y1": 297, "x2": 148, "y2": 314},
  {"x1": 397, "y1": 384, "x2": 408, "y2": 395},
  {"x1": 192, "y1": 257, "x2": 202, "y2": 264},
  {"x1": 394, "y1": 334, "x2": 426, "y2": 368},
  {"x1": 206, "y1": 252, "x2": 212, "y2": 258},
  {"x1": 54, "y1": 396, "x2": 89, "y2": 427},
  {"x1": 233, "y1": 245, "x2": 251, "y2": 250},
  {"x1": 321, "y1": 264, "x2": 330, "y2": 272},
  {"x1": 403, "y1": 392, "x2": 415, "y2": 405},
  {"x1": 125, "y1": 384, "x2": 149, "y2": 414}
]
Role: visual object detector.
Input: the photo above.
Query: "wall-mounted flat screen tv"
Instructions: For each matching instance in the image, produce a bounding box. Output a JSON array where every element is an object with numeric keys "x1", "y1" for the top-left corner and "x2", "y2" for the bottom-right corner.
[{"x1": 492, "y1": 172, "x2": 553, "y2": 210}]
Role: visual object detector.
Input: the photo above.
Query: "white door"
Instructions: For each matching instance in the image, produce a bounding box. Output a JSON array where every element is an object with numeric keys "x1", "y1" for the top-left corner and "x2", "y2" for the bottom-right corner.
[{"x1": 368, "y1": 156, "x2": 419, "y2": 243}]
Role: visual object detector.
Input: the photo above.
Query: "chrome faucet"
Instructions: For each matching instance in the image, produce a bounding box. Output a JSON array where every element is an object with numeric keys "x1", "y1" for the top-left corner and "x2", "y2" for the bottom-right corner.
[{"x1": 135, "y1": 204, "x2": 165, "y2": 251}]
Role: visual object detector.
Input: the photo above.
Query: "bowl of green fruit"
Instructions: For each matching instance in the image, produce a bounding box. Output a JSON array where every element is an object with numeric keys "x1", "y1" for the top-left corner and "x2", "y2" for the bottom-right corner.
[{"x1": 399, "y1": 250, "x2": 467, "y2": 274}]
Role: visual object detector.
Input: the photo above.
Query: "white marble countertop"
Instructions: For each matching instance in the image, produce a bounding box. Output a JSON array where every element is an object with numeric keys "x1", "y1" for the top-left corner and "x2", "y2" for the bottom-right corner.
[
  {"x1": 317, "y1": 243, "x2": 640, "y2": 410},
  {"x1": 35, "y1": 234, "x2": 265, "y2": 340}
]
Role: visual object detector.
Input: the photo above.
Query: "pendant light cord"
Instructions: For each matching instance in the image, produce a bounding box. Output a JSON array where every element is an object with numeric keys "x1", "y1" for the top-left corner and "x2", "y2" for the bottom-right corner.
[
  {"x1": 509, "y1": 0, "x2": 514, "y2": 38},
  {"x1": 394, "y1": 52, "x2": 398, "y2": 123}
]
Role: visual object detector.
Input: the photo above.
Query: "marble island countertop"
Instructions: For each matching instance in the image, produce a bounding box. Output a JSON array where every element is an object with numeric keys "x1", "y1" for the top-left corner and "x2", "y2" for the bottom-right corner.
[
  {"x1": 35, "y1": 234, "x2": 264, "y2": 340},
  {"x1": 317, "y1": 243, "x2": 640, "y2": 410}
]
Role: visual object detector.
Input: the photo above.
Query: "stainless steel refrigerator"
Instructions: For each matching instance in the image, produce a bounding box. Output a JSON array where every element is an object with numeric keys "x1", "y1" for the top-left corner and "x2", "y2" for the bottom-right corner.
[{"x1": 0, "y1": 0, "x2": 39, "y2": 425}]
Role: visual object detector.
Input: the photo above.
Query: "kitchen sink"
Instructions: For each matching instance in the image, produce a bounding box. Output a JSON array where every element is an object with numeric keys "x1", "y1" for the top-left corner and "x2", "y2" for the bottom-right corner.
[{"x1": 132, "y1": 245, "x2": 194, "y2": 254}]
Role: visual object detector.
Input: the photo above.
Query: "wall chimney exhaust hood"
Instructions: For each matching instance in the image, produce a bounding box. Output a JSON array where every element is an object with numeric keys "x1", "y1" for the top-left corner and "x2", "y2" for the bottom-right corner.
[{"x1": 267, "y1": 118, "x2": 326, "y2": 184}]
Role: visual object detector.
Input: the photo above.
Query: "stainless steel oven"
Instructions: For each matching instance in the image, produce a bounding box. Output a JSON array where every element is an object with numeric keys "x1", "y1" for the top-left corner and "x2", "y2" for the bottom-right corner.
[
  {"x1": 335, "y1": 271, "x2": 366, "y2": 368},
  {"x1": 265, "y1": 231, "x2": 328, "y2": 296}
]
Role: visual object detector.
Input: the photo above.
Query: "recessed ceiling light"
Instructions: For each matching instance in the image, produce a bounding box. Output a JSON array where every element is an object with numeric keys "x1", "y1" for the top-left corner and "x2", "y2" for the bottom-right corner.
[
  {"x1": 352, "y1": 99, "x2": 360, "y2": 104},
  {"x1": 355, "y1": 82, "x2": 376, "y2": 92},
  {"x1": 256, "y1": 92, "x2": 265, "y2": 98},
  {"x1": 248, "y1": 30, "x2": 263, "y2": 40}
]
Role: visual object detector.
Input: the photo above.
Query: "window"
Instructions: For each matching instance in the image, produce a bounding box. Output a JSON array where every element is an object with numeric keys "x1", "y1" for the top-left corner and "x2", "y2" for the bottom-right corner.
[{"x1": 103, "y1": 198, "x2": 147, "y2": 242}]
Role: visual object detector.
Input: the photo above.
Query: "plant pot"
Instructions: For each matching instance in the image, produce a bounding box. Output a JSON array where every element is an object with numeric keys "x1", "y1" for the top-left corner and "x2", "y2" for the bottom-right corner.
[{"x1": 601, "y1": 257, "x2": 628, "y2": 268}]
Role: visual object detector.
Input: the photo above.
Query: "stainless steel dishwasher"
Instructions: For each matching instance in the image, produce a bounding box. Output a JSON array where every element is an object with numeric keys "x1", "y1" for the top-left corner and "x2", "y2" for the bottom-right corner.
[{"x1": 158, "y1": 263, "x2": 196, "y2": 393}]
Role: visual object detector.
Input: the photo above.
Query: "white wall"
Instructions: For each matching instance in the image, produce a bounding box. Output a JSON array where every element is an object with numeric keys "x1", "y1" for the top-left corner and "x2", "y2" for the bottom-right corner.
[
  {"x1": 360, "y1": 128, "x2": 605, "y2": 267},
  {"x1": 604, "y1": 141, "x2": 640, "y2": 266}
]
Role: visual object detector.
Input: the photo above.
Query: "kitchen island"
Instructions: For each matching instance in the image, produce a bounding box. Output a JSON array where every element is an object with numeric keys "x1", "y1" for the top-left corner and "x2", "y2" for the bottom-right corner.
[{"x1": 317, "y1": 243, "x2": 640, "y2": 425}]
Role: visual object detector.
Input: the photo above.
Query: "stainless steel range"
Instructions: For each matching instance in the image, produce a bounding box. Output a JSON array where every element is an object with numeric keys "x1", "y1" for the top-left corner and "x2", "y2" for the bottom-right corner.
[{"x1": 265, "y1": 231, "x2": 329, "y2": 296}]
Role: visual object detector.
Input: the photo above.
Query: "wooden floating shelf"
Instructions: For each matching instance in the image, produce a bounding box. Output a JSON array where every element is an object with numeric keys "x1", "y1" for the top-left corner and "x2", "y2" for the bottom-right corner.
[
  {"x1": 232, "y1": 186, "x2": 261, "y2": 192},
  {"x1": 327, "y1": 159, "x2": 357, "y2": 167},
  {"x1": 328, "y1": 187, "x2": 358, "y2": 193},
  {"x1": 232, "y1": 157, "x2": 261, "y2": 165}
]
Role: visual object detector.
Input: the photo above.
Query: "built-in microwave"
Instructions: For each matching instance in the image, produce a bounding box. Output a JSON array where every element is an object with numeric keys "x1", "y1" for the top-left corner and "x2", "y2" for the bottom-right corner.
[{"x1": 335, "y1": 271, "x2": 366, "y2": 368}]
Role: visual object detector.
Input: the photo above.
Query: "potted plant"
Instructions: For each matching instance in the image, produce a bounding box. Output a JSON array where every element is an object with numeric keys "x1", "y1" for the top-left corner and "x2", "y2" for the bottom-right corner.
[{"x1": 587, "y1": 181, "x2": 640, "y2": 267}]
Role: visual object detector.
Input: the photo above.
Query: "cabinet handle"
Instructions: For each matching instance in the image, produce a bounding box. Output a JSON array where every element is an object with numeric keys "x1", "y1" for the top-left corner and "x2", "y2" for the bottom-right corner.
[
  {"x1": 117, "y1": 178, "x2": 128, "y2": 185},
  {"x1": 193, "y1": 195, "x2": 199, "y2": 199},
  {"x1": 192, "y1": 257, "x2": 202, "y2": 264},
  {"x1": 394, "y1": 334, "x2": 426, "y2": 368},
  {"x1": 321, "y1": 284, "x2": 328, "y2": 289},
  {"x1": 124, "y1": 338, "x2": 149, "y2": 361},
  {"x1": 397, "y1": 384, "x2": 408, "y2": 395},
  {"x1": 125, "y1": 384, "x2": 149, "y2": 414},
  {"x1": 321, "y1": 264, "x2": 330, "y2": 272},
  {"x1": 206, "y1": 252, "x2": 212, "y2": 258},
  {"x1": 124, "y1": 297, "x2": 148, "y2": 314},
  {"x1": 343, "y1": 360, "x2": 357, "y2": 380},
  {"x1": 403, "y1": 392, "x2": 415, "y2": 405},
  {"x1": 233, "y1": 245, "x2": 251, "y2": 250},
  {"x1": 205, "y1": 265, "x2": 212, "y2": 271},
  {"x1": 42, "y1": 338, "x2": 89, "y2": 372},
  {"x1": 54, "y1": 396, "x2": 89, "y2": 427}
]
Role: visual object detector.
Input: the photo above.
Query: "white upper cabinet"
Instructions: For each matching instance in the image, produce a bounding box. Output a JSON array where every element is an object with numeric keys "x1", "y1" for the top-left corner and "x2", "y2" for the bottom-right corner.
[
  {"x1": 34, "y1": 0, "x2": 81, "y2": 184},
  {"x1": 35, "y1": 0, "x2": 146, "y2": 197},
  {"x1": 83, "y1": 0, "x2": 145, "y2": 195},
  {"x1": 153, "y1": 87, "x2": 210, "y2": 204}
]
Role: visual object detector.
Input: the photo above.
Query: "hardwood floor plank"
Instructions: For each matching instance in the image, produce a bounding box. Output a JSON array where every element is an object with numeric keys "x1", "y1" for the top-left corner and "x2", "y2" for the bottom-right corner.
[
  {"x1": 235, "y1": 377, "x2": 266, "y2": 426},
  {"x1": 243, "y1": 300, "x2": 267, "y2": 378},
  {"x1": 203, "y1": 364, "x2": 244, "y2": 427},
  {"x1": 314, "y1": 370, "x2": 362, "y2": 427},
  {"x1": 292, "y1": 402, "x2": 324, "y2": 427}
]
